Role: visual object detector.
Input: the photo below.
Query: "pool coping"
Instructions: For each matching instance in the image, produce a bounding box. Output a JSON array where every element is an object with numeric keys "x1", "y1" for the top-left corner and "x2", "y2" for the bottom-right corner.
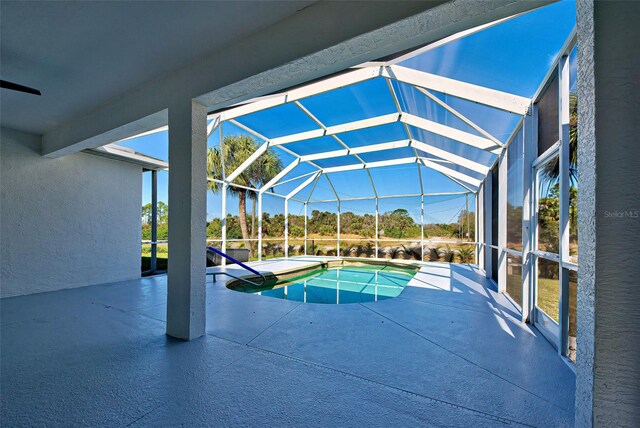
[{"x1": 221, "y1": 256, "x2": 423, "y2": 293}]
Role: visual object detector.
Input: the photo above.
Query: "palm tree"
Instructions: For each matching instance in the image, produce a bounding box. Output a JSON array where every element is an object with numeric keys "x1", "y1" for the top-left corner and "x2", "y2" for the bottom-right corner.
[
  {"x1": 539, "y1": 93, "x2": 578, "y2": 241},
  {"x1": 207, "y1": 135, "x2": 282, "y2": 257}
]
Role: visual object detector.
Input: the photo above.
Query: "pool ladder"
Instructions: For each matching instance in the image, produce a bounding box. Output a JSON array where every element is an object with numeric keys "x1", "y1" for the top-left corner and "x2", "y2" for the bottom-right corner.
[{"x1": 206, "y1": 247, "x2": 267, "y2": 287}]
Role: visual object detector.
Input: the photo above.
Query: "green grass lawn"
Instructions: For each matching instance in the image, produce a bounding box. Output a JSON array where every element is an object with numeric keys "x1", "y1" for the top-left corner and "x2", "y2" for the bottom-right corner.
[
  {"x1": 507, "y1": 273, "x2": 577, "y2": 336},
  {"x1": 141, "y1": 252, "x2": 168, "y2": 259},
  {"x1": 142, "y1": 243, "x2": 168, "y2": 259}
]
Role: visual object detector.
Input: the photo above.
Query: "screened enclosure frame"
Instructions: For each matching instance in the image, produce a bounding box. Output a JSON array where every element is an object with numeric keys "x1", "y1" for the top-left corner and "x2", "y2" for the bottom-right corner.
[
  {"x1": 476, "y1": 29, "x2": 578, "y2": 362},
  {"x1": 204, "y1": 31, "x2": 544, "y2": 264},
  {"x1": 205, "y1": 25, "x2": 579, "y2": 361}
]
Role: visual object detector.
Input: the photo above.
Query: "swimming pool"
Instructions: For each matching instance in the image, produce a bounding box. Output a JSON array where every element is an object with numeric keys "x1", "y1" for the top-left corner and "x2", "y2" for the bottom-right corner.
[{"x1": 238, "y1": 265, "x2": 416, "y2": 304}]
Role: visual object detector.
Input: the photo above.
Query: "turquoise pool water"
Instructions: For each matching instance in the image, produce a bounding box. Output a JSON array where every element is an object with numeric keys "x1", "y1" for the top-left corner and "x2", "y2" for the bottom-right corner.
[{"x1": 254, "y1": 265, "x2": 415, "y2": 304}]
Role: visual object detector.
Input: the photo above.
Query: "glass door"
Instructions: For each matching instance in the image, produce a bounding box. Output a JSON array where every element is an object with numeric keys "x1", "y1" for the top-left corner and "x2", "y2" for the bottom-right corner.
[{"x1": 533, "y1": 152, "x2": 561, "y2": 344}]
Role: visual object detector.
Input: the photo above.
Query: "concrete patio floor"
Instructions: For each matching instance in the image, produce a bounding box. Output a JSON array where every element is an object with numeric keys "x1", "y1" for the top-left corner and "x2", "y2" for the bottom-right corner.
[{"x1": 0, "y1": 260, "x2": 575, "y2": 427}]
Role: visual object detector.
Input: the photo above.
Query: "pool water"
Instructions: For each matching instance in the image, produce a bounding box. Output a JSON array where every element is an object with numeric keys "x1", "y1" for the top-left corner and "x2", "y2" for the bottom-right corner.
[{"x1": 253, "y1": 265, "x2": 415, "y2": 304}]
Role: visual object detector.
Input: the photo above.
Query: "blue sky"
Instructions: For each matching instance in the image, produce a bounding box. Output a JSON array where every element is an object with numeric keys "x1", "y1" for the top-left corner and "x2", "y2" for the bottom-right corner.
[{"x1": 121, "y1": 1, "x2": 575, "y2": 225}]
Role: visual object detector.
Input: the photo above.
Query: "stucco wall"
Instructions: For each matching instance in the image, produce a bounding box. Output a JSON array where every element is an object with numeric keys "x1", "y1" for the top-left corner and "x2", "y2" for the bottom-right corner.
[
  {"x1": 1, "y1": 128, "x2": 142, "y2": 297},
  {"x1": 577, "y1": 0, "x2": 640, "y2": 426},
  {"x1": 591, "y1": 1, "x2": 640, "y2": 425}
]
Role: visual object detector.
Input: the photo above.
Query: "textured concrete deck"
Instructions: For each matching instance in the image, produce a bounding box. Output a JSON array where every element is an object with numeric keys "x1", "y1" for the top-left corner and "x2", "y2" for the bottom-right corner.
[{"x1": 1, "y1": 260, "x2": 575, "y2": 427}]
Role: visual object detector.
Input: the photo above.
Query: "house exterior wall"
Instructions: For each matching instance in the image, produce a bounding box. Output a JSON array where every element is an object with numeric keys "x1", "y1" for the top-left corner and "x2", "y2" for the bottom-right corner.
[
  {"x1": 576, "y1": 0, "x2": 640, "y2": 426},
  {"x1": 1, "y1": 128, "x2": 142, "y2": 297}
]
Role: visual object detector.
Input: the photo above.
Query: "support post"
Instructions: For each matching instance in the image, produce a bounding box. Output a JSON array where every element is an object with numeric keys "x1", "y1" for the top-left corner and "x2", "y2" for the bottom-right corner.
[
  {"x1": 150, "y1": 169, "x2": 158, "y2": 272},
  {"x1": 558, "y1": 54, "x2": 571, "y2": 355},
  {"x1": 375, "y1": 197, "x2": 379, "y2": 258},
  {"x1": 466, "y1": 193, "x2": 470, "y2": 241},
  {"x1": 258, "y1": 193, "x2": 263, "y2": 261},
  {"x1": 221, "y1": 183, "x2": 228, "y2": 267},
  {"x1": 421, "y1": 196, "x2": 425, "y2": 261},
  {"x1": 476, "y1": 186, "x2": 481, "y2": 268},
  {"x1": 284, "y1": 198, "x2": 289, "y2": 258},
  {"x1": 484, "y1": 173, "x2": 493, "y2": 279},
  {"x1": 304, "y1": 202, "x2": 308, "y2": 256},
  {"x1": 522, "y1": 107, "x2": 536, "y2": 322},
  {"x1": 166, "y1": 99, "x2": 207, "y2": 340},
  {"x1": 336, "y1": 200, "x2": 341, "y2": 256},
  {"x1": 497, "y1": 149, "x2": 508, "y2": 293}
]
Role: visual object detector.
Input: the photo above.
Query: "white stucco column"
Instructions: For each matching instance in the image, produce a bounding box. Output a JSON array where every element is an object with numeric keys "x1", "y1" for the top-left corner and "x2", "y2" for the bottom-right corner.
[{"x1": 166, "y1": 99, "x2": 207, "y2": 340}]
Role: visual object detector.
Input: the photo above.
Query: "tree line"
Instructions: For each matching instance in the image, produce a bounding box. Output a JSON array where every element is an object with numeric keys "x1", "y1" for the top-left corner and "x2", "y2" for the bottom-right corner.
[
  {"x1": 142, "y1": 202, "x2": 476, "y2": 242},
  {"x1": 204, "y1": 207, "x2": 475, "y2": 241}
]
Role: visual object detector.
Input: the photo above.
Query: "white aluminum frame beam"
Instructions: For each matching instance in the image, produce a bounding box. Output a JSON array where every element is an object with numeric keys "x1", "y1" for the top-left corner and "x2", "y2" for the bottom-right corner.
[
  {"x1": 401, "y1": 113, "x2": 501, "y2": 154},
  {"x1": 317, "y1": 155, "x2": 481, "y2": 190},
  {"x1": 228, "y1": 118, "x2": 269, "y2": 141},
  {"x1": 442, "y1": 173, "x2": 475, "y2": 193},
  {"x1": 217, "y1": 67, "x2": 381, "y2": 122},
  {"x1": 286, "y1": 172, "x2": 321, "y2": 200},
  {"x1": 558, "y1": 53, "x2": 571, "y2": 356},
  {"x1": 497, "y1": 149, "x2": 508, "y2": 293},
  {"x1": 293, "y1": 99, "x2": 377, "y2": 197},
  {"x1": 306, "y1": 173, "x2": 321, "y2": 203},
  {"x1": 324, "y1": 174, "x2": 340, "y2": 201},
  {"x1": 208, "y1": 178, "x2": 259, "y2": 194},
  {"x1": 270, "y1": 112, "x2": 399, "y2": 146},
  {"x1": 308, "y1": 191, "x2": 468, "y2": 203},
  {"x1": 322, "y1": 157, "x2": 417, "y2": 174},
  {"x1": 299, "y1": 139, "x2": 411, "y2": 162},
  {"x1": 419, "y1": 158, "x2": 481, "y2": 189},
  {"x1": 486, "y1": 115, "x2": 525, "y2": 174},
  {"x1": 284, "y1": 199, "x2": 289, "y2": 257},
  {"x1": 386, "y1": 65, "x2": 530, "y2": 115},
  {"x1": 258, "y1": 193, "x2": 263, "y2": 261},
  {"x1": 270, "y1": 111, "x2": 501, "y2": 157},
  {"x1": 412, "y1": 140, "x2": 490, "y2": 174},
  {"x1": 385, "y1": 77, "x2": 421, "y2": 164},
  {"x1": 115, "y1": 114, "x2": 219, "y2": 145},
  {"x1": 260, "y1": 159, "x2": 301, "y2": 193},
  {"x1": 207, "y1": 116, "x2": 220, "y2": 137},
  {"x1": 270, "y1": 170, "x2": 319, "y2": 189},
  {"x1": 415, "y1": 87, "x2": 503, "y2": 147},
  {"x1": 532, "y1": 28, "x2": 577, "y2": 103},
  {"x1": 225, "y1": 141, "x2": 269, "y2": 183}
]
